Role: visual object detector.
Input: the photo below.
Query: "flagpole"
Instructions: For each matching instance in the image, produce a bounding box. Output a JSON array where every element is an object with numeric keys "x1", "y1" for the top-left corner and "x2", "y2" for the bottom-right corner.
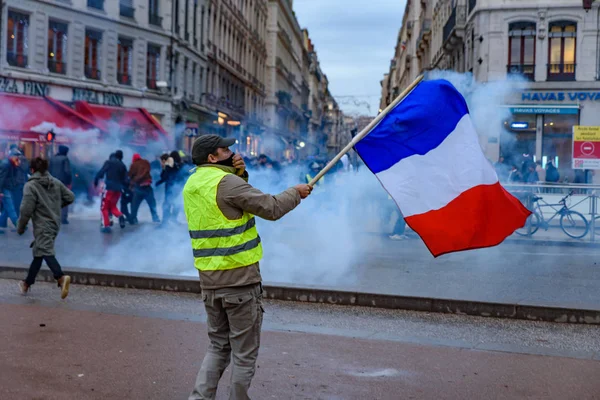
[{"x1": 308, "y1": 74, "x2": 424, "y2": 187}]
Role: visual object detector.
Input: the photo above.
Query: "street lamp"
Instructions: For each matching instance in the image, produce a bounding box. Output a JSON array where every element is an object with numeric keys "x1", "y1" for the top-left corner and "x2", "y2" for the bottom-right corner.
[{"x1": 299, "y1": 141, "x2": 306, "y2": 148}]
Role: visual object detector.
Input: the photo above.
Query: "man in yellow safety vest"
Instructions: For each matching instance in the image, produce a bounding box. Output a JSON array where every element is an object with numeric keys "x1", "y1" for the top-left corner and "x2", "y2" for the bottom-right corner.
[{"x1": 183, "y1": 135, "x2": 312, "y2": 400}]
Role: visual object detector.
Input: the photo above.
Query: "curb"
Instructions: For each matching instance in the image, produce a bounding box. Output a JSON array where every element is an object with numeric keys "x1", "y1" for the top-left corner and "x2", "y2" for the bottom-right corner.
[
  {"x1": 1, "y1": 264, "x2": 599, "y2": 325},
  {"x1": 505, "y1": 237, "x2": 600, "y2": 248}
]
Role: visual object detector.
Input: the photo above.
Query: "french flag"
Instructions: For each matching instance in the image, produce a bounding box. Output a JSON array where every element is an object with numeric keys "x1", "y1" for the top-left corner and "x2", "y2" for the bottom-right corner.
[{"x1": 355, "y1": 79, "x2": 530, "y2": 257}]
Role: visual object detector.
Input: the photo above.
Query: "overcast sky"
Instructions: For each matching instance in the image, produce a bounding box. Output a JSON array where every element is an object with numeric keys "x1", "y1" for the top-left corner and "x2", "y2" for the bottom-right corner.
[{"x1": 293, "y1": 0, "x2": 406, "y2": 116}]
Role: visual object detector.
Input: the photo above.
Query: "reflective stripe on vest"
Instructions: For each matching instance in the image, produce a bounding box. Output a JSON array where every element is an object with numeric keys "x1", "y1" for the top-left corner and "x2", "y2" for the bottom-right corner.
[{"x1": 183, "y1": 166, "x2": 263, "y2": 271}]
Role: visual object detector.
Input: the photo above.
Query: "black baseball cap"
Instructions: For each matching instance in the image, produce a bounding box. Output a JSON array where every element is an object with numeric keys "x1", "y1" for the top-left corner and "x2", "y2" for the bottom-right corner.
[{"x1": 192, "y1": 134, "x2": 236, "y2": 165}]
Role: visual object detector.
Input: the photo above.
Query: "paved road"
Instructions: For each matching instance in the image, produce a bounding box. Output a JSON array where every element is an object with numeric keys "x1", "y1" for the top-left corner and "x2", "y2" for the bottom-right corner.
[
  {"x1": 1, "y1": 279, "x2": 599, "y2": 400},
  {"x1": 2, "y1": 218, "x2": 600, "y2": 310}
]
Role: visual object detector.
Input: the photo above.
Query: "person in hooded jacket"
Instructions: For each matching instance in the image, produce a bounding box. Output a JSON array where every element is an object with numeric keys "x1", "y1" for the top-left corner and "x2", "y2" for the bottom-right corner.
[
  {"x1": 17, "y1": 157, "x2": 74, "y2": 299},
  {"x1": 156, "y1": 150, "x2": 183, "y2": 224},
  {"x1": 129, "y1": 153, "x2": 160, "y2": 224},
  {"x1": 94, "y1": 150, "x2": 128, "y2": 232},
  {"x1": 49, "y1": 145, "x2": 73, "y2": 224}
]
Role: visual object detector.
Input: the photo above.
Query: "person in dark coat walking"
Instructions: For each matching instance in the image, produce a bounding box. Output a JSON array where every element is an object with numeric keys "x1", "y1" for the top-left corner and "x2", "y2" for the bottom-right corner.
[
  {"x1": 17, "y1": 157, "x2": 74, "y2": 299},
  {"x1": 11, "y1": 145, "x2": 29, "y2": 216},
  {"x1": 0, "y1": 148, "x2": 23, "y2": 232},
  {"x1": 94, "y1": 150, "x2": 128, "y2": 232},
  {"x1": 49, "y1": 145, "x2": 73, "y2": 224}
]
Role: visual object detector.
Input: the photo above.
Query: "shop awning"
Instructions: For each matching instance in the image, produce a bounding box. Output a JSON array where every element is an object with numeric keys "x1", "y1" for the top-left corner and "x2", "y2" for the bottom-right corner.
[
  {"x1": 0, "y1": 93, "x2": 103, "y2": 142},
  {"x1": 74, "y1": 101, "x2": 167, "y2": 145}
]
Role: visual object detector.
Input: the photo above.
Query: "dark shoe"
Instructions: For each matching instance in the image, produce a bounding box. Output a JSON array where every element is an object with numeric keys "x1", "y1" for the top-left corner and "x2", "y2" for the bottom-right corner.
[
  {"x1": 18, "y1": 280, "x2": 29, "y2": 295},
  {"x1": 61, "y1": 220, "x2": 69, "y2": 225},
  {"x1": 58, "y1": 275, "x2": 71, "y2": 299},
  {"x1": 119, "y1": 216, "x2": 126, "y2": 229},
  {"x1": 152, "y1": 217, "x2": 161, "y2": 224},
  {"x1": 100, "y1": 227, "x2": 112, "y2": 234}
]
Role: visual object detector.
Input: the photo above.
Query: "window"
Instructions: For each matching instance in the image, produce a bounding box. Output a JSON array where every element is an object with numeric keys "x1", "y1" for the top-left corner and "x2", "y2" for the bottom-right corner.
[
  {"x1": 542, "y1": 114, "x2": 579, "y2": 182},
  {"x1": 120, "y1": 0, "x2": 135, "y2": 18},
  {"x1": 7, "y1": 11, "x2": 29, "y2": 68},
  {"x1": 548, "y1": 21, "x2": 577, "y2": 81},
  {"x1": 84, "y1": 29, "x2": 102, "y2": 80},
  {"x1": 149, "y1": 0, "x2": 162, "y2": 26},
  {"x1": 175, "y1": 0, "x2": 180, "y2": 36},
  {"x1": 191, "y1": 63, "x2": 196, "y2": 101},
  {"x1": 117, "y1": 37, "x2": 133, "y2": 85},
  {"x1": 48, "y1": 20, "x2": 68, "y2": 74},
  {"x1": 88, "y1": 0, "x2": 104, "y2": 10},
  {"x1": 507, "y1": 22, "x2": 536, "y2": 80},
  {"x1": 147, "y1": 44, "x2": 161, "y2": 89},
  {"x1": 193, "y1": 1, "x2": 198, "y2": 46},
  {"x1": 185, "y1": 0, "x2": 189, "y2": 40},
  {"x1": 183, "y1": 58, "x2": 188, "y2": 98}
]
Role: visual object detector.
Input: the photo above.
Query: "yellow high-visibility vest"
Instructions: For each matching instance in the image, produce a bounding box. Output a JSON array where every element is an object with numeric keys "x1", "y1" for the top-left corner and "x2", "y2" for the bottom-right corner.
[{"x1": 183, "y1": 166, "x2": 263, "y2": 271}]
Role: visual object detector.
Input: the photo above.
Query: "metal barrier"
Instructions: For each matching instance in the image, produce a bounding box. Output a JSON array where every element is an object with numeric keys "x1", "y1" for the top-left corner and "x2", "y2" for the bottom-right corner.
[{"x1": 503, "y1": 183, "x2": 600, "y2": 242}]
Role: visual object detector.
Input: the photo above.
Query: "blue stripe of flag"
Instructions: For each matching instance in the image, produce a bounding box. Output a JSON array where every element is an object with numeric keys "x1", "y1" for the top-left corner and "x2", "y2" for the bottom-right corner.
[{"x1": 355, "y1": 79, "x2": 469, "y2": 174}]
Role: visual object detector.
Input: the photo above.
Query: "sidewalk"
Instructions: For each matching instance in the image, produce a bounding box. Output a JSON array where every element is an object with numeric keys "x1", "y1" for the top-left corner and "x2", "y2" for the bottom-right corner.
[{"x1": 2, "y1": 295, "x2": 599, "y2": 399}]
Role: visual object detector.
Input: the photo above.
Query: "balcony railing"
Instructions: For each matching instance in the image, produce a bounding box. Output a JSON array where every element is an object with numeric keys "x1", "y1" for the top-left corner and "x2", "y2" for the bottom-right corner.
[
  {"x1": 507, "y1": 64, "x2": 535, "y2": 81},
  {"x1": 7, "y1": 52, "x2": 27, "y2": 68},
  {"x1": 118, "y1": 73, "x2": 132, "y2": 85},
  {"x1": 547, "y1": 63, "x2": 576, "y2": 81},
  {"x1": 469, "y1": 0, "x2": 477, "y2": 15},
  {"x1": 85, "y1": 66, "x2": 101, "y2": 80},
  {"x1": 48, "y1": 60, "x2": 67, "y2": 74},
  {"x1": 149, "y1": 14, "x2": 162, "y2": 27},
  {"x1": 443, "y1": 5, "x2": 466, "y2": 44},
  {"x1": 88, "y1": 0, "x2": 104, "y2": 10},
  {"x1": 443, "y1": 8, "x2": 456, "y2": 43},
  {"x1": 120, "y1": 3, "x2": 135, "y2": 18},
  {"x1": 147, "y1": 78, "x2": 158, "y2": 90}
]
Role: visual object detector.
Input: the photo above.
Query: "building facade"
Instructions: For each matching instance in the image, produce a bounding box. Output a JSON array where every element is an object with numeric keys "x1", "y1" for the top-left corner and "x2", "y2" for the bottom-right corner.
[
  {"x1": 203, "y1": 0, "x2": 269, "y2": 156},
  {"x1": 263, "y1": 0, "x2": 310, "y2": 160},
  {"x1": 0, "y1": 0, "x2": 214, "y2": 156},
  {"x1": 382, "y1": 0, "x2": 600, "y2": 182}
]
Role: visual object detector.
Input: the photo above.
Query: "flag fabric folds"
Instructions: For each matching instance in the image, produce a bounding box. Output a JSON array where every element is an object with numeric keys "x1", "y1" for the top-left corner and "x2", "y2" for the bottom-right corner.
[{"x1": 355, "y1": 79, "x2": 530, "y2": 257}]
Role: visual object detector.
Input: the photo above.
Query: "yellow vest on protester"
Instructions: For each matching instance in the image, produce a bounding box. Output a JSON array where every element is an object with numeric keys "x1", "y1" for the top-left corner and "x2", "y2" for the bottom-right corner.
[{"x1": 183, "y1": 166, "x2": 263, "y2": 271}]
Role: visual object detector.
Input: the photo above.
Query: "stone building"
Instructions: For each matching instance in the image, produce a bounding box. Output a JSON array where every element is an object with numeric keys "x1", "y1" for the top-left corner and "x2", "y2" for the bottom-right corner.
[
  {"x1": 381, "y1": 0, "x2": 600, "y2": 182},
  {"x1": 0, "y1": 0, "x2": 212, "y2": 156}
]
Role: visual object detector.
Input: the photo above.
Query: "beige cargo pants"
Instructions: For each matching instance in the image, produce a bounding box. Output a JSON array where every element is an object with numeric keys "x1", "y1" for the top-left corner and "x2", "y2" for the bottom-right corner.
[{"x1": 189, "y1": 283, "x2": 264, "y2": 400}]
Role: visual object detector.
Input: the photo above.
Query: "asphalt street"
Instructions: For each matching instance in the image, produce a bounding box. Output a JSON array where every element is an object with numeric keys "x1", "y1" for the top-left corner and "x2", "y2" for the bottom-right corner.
[
  {"x1": 1, "y1": 279, "x2": 599, "y2": 400},
  {"x1": 1, "y1": 218, "x2": 600, "y2": 310}
]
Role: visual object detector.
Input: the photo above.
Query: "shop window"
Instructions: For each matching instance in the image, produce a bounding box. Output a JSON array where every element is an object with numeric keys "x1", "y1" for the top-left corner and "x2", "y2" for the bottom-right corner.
[
  {"x1": 85, "y1": 29, "x2": 102, "y2": 80},
  {"x1": 499, "y1": 113, "x2": 537, "y2": 172},
  {"x1": 117, "y1": 37, "x2": 133, "y2": 85},
  {"x1": 7, "y1": 11, "x2": 29, "y2": 68},
  {"x1": 507, "y1": 21, "x2": 535, "y2": 80},
  {"x1": 147, "y1": 44, "x2": 161, "y2": 89},
  {"x1": 183, "y1": 57, "x2": 188, "y2": 98},
  {"x1": 542, "y1": 114, "x2": 579, "y2": 182},
  {"x1": 548, "y1": 21, "x2": 576, "y2": 81},
  {"x1": 48, "y1": 21, "x2": 68, "y2": 74}
]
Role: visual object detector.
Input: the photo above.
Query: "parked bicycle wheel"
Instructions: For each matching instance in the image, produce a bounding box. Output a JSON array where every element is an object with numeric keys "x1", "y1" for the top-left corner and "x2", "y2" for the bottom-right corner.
[
  {"x1": 515, "y1": 212, "x2": 540, "y2": 236},
  {"x1": 560, "y1": 211, "x2": 589, "y2": 239}
]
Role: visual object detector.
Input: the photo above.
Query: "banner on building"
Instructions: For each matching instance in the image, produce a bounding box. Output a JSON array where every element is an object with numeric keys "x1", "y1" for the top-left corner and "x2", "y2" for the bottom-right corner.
[{"x1": 573, "y1": 126, "x2": 600, "y2": 169}]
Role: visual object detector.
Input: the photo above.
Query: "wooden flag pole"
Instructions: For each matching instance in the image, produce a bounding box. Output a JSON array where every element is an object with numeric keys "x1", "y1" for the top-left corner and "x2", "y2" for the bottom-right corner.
[{"x1": 308, "y1": 74, "x2": 424, "y2": 187}]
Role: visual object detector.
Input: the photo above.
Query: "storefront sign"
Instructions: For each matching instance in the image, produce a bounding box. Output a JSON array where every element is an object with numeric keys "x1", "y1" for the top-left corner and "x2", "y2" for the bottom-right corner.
[
  {"x1": 573, "y1": 126, "x2": 600, "y2": 169},
  {"x1": 72, "y1": 88, "x2": 124, "y2": 107},
  {"x1": 184, "y1": 123, "x2": 198, "y2": 137},
  {"x1": 522, "y1": 91, "x2": 600, "y2": 102},
  {"x1": 509, "y1": 106, "x2": 579, "y2": 115},
  {"x1": 0, "y1": 77, "x2": 49, "y2": 97}
]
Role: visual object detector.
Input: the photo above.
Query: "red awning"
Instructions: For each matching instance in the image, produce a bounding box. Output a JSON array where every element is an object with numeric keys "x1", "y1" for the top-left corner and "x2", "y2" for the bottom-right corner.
[
  {"x1": 0, "y1": 93, "x2": 103, "y2": 143},
  {"x1": 74, "y1": 101, "x2": 167, "y2": 146}
]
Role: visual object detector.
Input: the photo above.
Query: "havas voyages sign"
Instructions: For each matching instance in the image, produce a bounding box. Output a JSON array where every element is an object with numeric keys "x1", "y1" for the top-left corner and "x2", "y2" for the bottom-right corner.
[{"x1": 522, "y1": 91, "x2": 600, "y2": 102}]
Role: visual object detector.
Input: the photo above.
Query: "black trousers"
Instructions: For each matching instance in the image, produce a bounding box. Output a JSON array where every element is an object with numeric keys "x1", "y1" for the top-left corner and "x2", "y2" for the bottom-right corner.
[{"x1": 25, "y1": 256, "x2": 64, "y2": 286}]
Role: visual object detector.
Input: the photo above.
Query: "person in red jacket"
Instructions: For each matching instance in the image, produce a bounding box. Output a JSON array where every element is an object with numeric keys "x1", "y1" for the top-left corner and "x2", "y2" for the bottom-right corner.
[{"x1": 128, "y1": 153, "x2": 160, "y2": 224}]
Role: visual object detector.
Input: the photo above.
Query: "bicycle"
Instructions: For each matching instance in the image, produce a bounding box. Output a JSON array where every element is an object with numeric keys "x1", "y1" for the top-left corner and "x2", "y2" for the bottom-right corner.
[{"x1": 515, "y1": 191, "x2": 589, "y2": 239}]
